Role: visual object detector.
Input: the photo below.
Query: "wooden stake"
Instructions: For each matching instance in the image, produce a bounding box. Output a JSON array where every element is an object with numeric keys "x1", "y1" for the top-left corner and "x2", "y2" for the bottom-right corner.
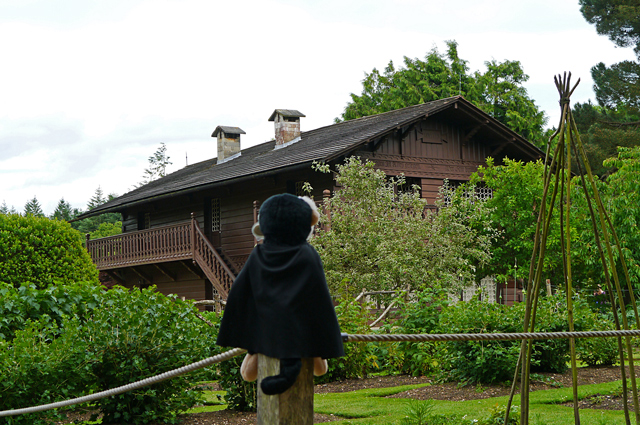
[{"x1": 257, "y1": 355, "x2": 314, "y2": 425}]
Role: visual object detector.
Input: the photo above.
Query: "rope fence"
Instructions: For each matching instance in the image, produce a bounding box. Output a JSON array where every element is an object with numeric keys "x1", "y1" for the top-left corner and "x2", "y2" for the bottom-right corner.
[
  {"x1": 4, "y1": 329, "x2": 640, "y2": 418},
  {"x1": 0, "y1": 347, "x2": 246, "y2": 418}
]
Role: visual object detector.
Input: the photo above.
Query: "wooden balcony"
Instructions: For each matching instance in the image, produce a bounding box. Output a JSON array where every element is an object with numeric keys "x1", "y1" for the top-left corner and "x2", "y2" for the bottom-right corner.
[{"x1": 86, "y1": 216, "x2": 235, "y2": 299}]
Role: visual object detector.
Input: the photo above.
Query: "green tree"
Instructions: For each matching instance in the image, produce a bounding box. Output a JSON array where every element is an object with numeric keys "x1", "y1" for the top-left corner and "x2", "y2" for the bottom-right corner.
[
  {"x1": 141, "y1": 142, "x2": 172, "y2": 185},
  {"x1": 572, "y1": 146, "x2": 640, "y2": 293},
  {"x1": 0, "y1": 200, "x2": 18, "y2": 215},
  {"x1": 591, "y1": 60, "x2": 640, "y2": 112},
  {"x1": 72, "y1": 188, "x2": 121, "y2": 236},
  {"x1": 23, "y1": 196, "x2": 44, "y2": 217},
  {"x1": 572, "y1": 101, "x2": 640, "y2": 176},
  {"x1": 469, "y1": 158, "x2": 564, "y2": 284},
  {"x1": 50, "y1": 197, "x2": 74, "y2": 221},
  {"x1": 474, "y1": 59, "x2": 549, "y2": 147},
  {"x1": 579, "y1": 0, "x2": 640, "y2": 57},
  {"x1": 338, "y1": 41, "x2": 548, "y2": 147},
  {"x1": 0, "y1": 214, "x2": 99, "y2": 289},
  {"x1": 311, "y1": 157, "x2": 495, "y2": 296}
]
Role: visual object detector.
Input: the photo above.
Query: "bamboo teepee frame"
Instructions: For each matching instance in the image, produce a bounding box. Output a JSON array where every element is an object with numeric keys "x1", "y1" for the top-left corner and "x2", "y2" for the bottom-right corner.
[{"x1": 504, "y1": 73, "x2": 640, "y2": 425}]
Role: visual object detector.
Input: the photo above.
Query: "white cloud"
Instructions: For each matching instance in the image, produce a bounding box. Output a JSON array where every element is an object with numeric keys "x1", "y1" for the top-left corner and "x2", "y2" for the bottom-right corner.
[{"x1": 0, "y1": 0, "x2": 637, "y2": 214}]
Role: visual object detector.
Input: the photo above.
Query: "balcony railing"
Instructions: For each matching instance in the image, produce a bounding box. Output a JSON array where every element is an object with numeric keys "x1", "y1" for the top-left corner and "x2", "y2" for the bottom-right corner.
[{"x1": 87, "y1": 217, "x2": 235, "y2": 299}]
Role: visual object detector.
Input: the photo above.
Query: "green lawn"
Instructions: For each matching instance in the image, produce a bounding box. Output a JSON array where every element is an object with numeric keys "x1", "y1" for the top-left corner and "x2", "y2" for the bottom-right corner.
[{"x1": 193, "y1": 380, "x2": 632, "y2": 424}]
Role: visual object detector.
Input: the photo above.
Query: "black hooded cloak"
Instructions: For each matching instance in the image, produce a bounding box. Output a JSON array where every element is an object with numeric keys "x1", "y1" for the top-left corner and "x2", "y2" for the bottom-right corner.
[{"x1": 216, "y1": 194, "x2": 344, "y2": 359}]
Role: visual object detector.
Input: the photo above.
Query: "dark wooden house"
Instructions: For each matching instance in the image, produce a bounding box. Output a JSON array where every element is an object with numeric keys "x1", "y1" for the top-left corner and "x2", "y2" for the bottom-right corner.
[{"x1": 81, "y1": 96, "x2": 543, "y2": 303}]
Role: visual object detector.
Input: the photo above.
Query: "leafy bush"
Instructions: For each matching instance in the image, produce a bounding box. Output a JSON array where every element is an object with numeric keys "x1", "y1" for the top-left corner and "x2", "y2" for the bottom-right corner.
[
  {"x1": 0, "y1": 317, "x2": 92, "y2": 425},
  {"x1": 438, "y1": 299, "x2": 522, "y2": 384},
  {"x1": 0, "y1": 281, "x2": 103, "y2": 341},
  {"x1": 437, "y1": 292, "x2": 605, "y2": 383},
  {"x1": 83, "y1": 286, "x2": 219, "y2": 424},
  {"x1": 376, "y1": 288, "x2": 448, "y2": 376},
  {"x1": 0, "y1": 285, "x2": 220, "y2": 424},
  {"x1": 0, "y1": 214, "x2": 99, "y2": 289},
  {"x1": 217, "y1": 354, "x2": 257, "y2": 412},
  {"x1": 318, "y1": 297, "x2": 375, "y2": 383}
]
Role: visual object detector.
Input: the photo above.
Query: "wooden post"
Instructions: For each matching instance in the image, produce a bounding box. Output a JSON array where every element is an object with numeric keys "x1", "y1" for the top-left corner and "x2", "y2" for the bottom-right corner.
[
  {"x1": 322, "y1": 189, "x2": 331, "y2": 232},
  {"x1": 257, "y1": 355, "x2": 314, "y2": 425}
]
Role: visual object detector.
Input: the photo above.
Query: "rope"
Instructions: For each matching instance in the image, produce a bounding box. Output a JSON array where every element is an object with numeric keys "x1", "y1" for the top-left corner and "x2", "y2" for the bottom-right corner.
[
  {"x1": 0, "y1": 347, "x2": 246, "y2": 418},
  {"x1": 343, "y1": 329, "x2": 640, "y2": 343},
  {"x1": 5, "y1": 328, "x2": 640, "y2": 418}
]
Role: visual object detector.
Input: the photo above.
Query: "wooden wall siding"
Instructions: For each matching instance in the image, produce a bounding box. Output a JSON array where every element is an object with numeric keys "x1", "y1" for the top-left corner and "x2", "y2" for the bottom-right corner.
[
  {"x1": 420, "y1": 178, "x2": 445, "y2": 204},
  {"x1": 372, "y1": 118, "x2": 488, "y2": 163},
  {"x1": 116, "y1": 263, "x2": 206, "y2": 301}
]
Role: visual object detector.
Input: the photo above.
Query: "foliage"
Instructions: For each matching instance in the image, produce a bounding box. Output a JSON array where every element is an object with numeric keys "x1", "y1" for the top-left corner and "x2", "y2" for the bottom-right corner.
[
  {"x1": 23, "y1": 196, "x2": 44, "y2": 217},
  {"x1": 0, "y1": 214, "x2": 99, "y2": 289},
  {"x1": 217, "y1": 354, "x2": 257, "y2": 412},
  {"x1": 0, "y1": 201, "x2": 18, "y2": 215},
  {"x1": 377, "y1": 288, "x2": 449, "y2": 376},
  {"x1": 591, "y1": 60, "x2": 640, "y2": 112},
  {"x1": 84, "y1": 286, "x2": 217, "y2": 424},
  {"x1": 0, "y1": 317, "x2": 92, "y2": 425},
  {"x1": 338, "y1": 40, "x2": 548, "y2": 147},
  {"x1": 312, "y1": 157, "x2": 495, "y2": 296},
  {"x1": 400, "y1": 399, "x2": 436, "y2": 425},
  {"x1": 571, "y1": 146, "x2": 640, "y2": 293},
  {"x1": 437, "y1": 299, "x2": 522, "y2": 384},
  {"x1": 318, "y1": 297, "x2": 375, "y2": 383},
  {"x1": 50, "y1": 197, "x2": 74, "y2": 221},
  {"x1": 579, "y1": 0, "x2": 640, "y2": 57},
  {"x1": 0, "y1": 286, "x2": 218, "y2": 424},
  {"x1": 141, "y1": 142, "x2": 172, "y2": 185},
  {"x1": 469, "y1": 158, "x2": 564, "y2": 284},
  {"x1": 0, "y1": 281, "x2": 103, "y2": 341},
  {"x1": 71, "y1": 187, "x2": 121, "y2": 236},
  {"x1": 436, "y1": 292, "x2": 598, "y2": 384},
  {"x1": 89, "y1": 220, "x2": 123, "y2": 239},
  {"x1": 473, "y1": 59, "x2": 548, "y2": 148},
  {"x1": 478, "y1": 403, "x2": 520, "y2": 425}
]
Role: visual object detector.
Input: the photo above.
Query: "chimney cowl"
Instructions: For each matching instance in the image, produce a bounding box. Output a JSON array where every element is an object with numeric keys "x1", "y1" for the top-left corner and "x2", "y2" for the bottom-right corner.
[
  {"x1": 212, "y1": 126, "x2": 245, "y2": 163},
  {"x1": 268, "y1": 109, "x2": 305, "y2": 146}
]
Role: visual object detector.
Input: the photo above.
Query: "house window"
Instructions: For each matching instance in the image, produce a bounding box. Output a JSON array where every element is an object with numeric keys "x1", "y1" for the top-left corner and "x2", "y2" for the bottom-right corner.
[
  {"x1": 442, "y1": 181, "x2": 492, "y2": 206},
  {"x1": 211, "y1": 198, "x2": 220, "y2": 232},
  {"x1": 144, "y1": 213, "x2": 150, "y2": 229},
  {"x1": 295, "y1": 181, "x2": 305, "y2": 197}
]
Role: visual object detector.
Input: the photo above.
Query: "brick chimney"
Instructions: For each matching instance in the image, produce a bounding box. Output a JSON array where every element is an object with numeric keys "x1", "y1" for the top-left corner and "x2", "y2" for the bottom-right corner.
[
  {"x1": 212, "y1": 126, "x2": 245, "y2": 163},
  {"x1": 268, "y1": 109, "x2": 305, "y2": 146}
]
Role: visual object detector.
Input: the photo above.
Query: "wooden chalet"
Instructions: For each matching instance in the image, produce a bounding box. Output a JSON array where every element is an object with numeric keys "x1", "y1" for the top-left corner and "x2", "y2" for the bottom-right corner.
[{"x1": 80, "y1": 96, "x2": 543, "y2": 304}]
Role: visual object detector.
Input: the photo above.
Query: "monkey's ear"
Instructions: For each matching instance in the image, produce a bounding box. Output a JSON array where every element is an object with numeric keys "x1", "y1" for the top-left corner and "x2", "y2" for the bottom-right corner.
[
  {"x1": 311, "y1": 209, "x2": 319, "y2": 226},
  {"x1": 299, "y1": 196, "x2": 319, "y2": 226}
]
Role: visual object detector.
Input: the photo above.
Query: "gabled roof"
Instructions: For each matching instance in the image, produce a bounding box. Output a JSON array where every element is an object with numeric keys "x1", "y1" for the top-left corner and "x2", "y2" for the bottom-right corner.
[
  {"x1": 80, "y1": 96, "x2": 543, "y2": 218},
  {"x1": 268, "y1": 109, "x2": 306, "y2": 121},
  {"x1": 211, "y1": 126, "x2": 246, "y2": 137}
]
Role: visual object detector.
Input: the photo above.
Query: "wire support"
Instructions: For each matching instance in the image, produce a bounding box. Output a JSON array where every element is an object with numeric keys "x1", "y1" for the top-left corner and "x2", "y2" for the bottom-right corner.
[
  {"x1": 343, "y1": 329, "x2": 640, "y2": 343},
  {"x1": 0, "y1": 347, "x2": 246, "y2": 418}
]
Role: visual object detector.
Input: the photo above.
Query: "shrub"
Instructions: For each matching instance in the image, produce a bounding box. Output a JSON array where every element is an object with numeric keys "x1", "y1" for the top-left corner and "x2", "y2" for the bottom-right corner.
[
  {"x1": 0, "y1": 214, "x2": 99, "y2": 289},
  {"x1": 317, "y1": 298, "x2": 376, "y2": 383},
  {"x1": 0, "y1": 281, "x2": 103, "y2": 341},
  {"x1": 438, "y1": 299, "x2": 522, "y2": 384},
  {"x1": 217, "y1": 354, "x2": 257, "y2": 412},
  {"x1": 83, "y1": 286, "x2": 219, "y2": 424},
  {"x1": 376, "y1": 288, "x2": 448, "y2": 376},
  {"x1": 0, "y1": 317, "x2": 92, "y2": 425},
  {"x1": 0, "y1": 285, "x2": 221, "y2": 424}
]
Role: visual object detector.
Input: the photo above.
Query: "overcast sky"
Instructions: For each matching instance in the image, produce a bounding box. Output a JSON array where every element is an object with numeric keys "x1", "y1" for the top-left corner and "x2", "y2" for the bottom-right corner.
[{"x1": 0, "y1": 0, "x2": 636, "y2": 215}]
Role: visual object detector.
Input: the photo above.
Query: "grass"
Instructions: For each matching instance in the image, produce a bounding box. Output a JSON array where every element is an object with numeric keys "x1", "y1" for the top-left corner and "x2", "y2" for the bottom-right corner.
[{"x1": 188, "y1": 380, "x2": 632, "y2": 424}]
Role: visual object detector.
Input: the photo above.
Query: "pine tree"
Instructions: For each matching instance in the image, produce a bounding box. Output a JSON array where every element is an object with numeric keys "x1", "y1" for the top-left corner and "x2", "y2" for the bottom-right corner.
[
  {"x1": 24, "y1": 196, "x2": 44, "y2": 217},
  {"x1": 0, "y1": 200, "x2": 18, "y2": 215},
  {"x1": 51, "y1": 198, "x2": 74, "y2": 221},
  {"x1": 141, "y1": 143, "x2": 172, "y2": 185}
]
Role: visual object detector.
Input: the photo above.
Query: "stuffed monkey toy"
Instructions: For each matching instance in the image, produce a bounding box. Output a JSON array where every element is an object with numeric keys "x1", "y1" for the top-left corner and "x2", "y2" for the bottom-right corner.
[{"x1": 216, "y1": 193, "x2": 344, "y2": 395}]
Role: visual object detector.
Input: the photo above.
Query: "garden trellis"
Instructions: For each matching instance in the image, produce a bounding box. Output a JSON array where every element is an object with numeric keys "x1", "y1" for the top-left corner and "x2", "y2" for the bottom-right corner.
[{"x1": 504, "y1": 73, "x2": 640, "y2": 425}]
